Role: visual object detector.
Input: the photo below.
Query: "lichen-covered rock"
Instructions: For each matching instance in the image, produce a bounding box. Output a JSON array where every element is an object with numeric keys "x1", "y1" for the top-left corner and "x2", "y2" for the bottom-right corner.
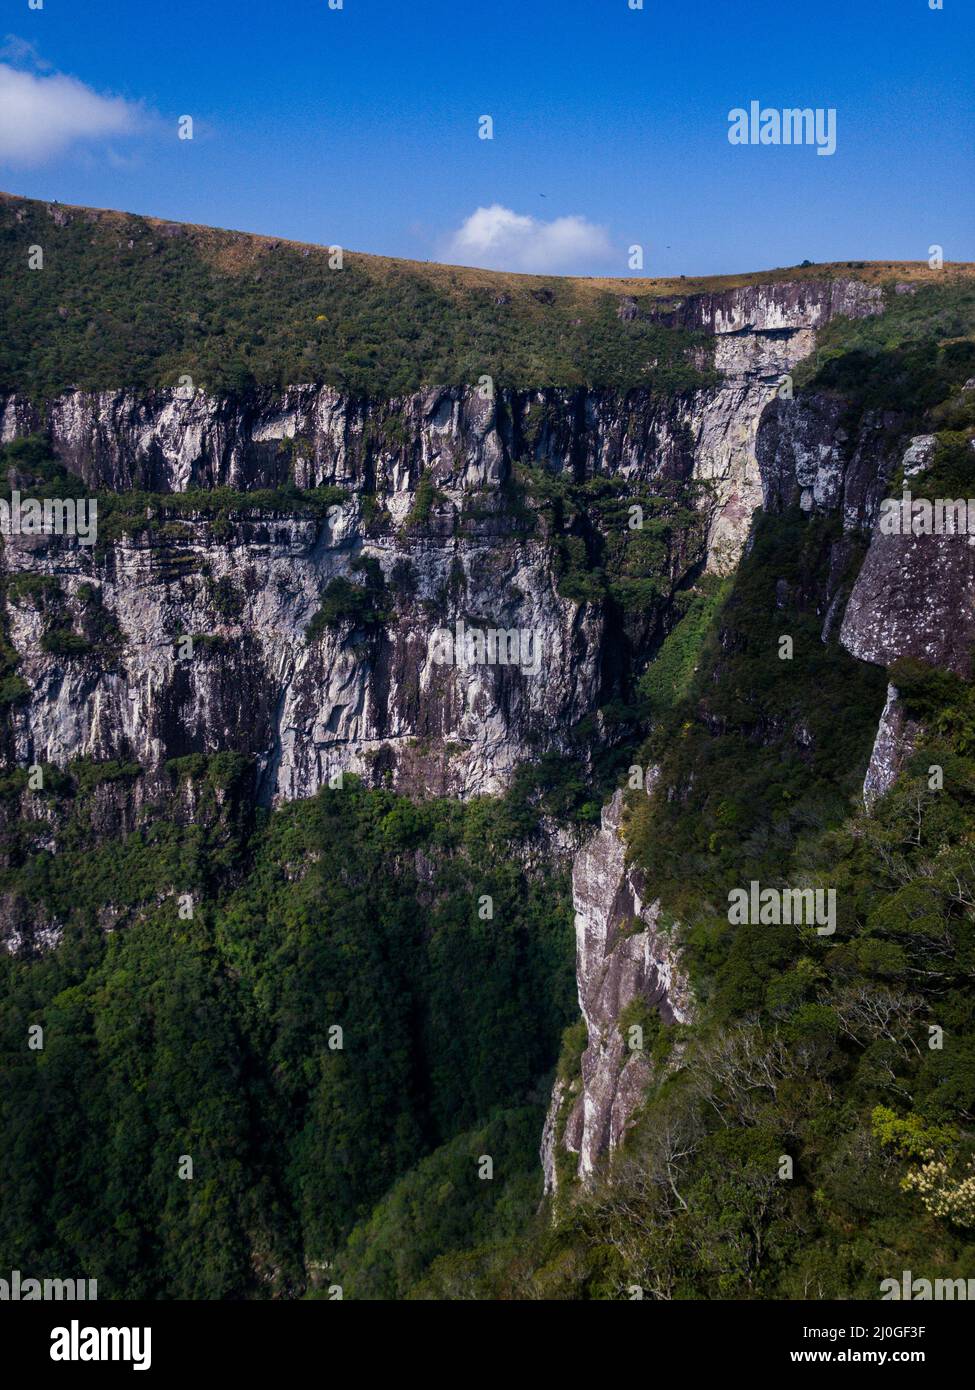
[
  {"x1": 902, "y1": 435, "x2": 938, "y2": 477},
  {"x1": 837, "y1": 430, "x2": 975, "y2": 682},
  {"x1": 841, "y1": 531, "x2": 975, "y2": 679},
  {"x1": 834, "y1": 433, "x2": 973, "y2": 689}
]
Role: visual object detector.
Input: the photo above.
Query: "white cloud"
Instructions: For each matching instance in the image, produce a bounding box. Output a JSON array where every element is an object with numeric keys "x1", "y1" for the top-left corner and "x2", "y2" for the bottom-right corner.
[
  {"x1": 0, "y1": 60, "x2": 143, "y2": 165},
  {"x1": 0, "y1": 34, "x2": 51, "y2": 70},
  {"x1": 443, "y1": 204, "x2": 613, "y2": 273}
]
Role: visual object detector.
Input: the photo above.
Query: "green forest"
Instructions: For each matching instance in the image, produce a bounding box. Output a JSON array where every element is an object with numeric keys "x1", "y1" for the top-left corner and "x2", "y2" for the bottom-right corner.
[
  {"x1": 0, "y1": 193, "x2": 714, "y2": 399},
  {"x1": 0, "y1": 770, "x2": 574, "y2": 1297}
]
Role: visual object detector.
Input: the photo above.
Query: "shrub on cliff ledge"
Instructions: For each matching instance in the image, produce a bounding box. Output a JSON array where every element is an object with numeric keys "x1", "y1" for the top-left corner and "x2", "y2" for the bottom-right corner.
[{"x1": 305, "y1": 556, "x2": 390, "y2": 638}]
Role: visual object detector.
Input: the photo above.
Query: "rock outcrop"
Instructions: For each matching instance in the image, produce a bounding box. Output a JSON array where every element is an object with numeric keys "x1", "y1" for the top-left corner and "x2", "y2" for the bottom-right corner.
[
  {"x1": 841, "y1": 528, "x2": 975, "y2": 680},
  {"x1": 840, "y1": 433, "x2": 975, "y2": 807},
  {"x1": 756, "y1": 392, "x2": 905, "y2": 533},
  {"x1": 862, "y1": 683, "x2": 921, "y2": 807},
  {"x1": 542, "y1": 790, "x2": 692, "y2": 1192},
  {"x1": 759, "y1": 416, "x2": 975, "y2": 806}
]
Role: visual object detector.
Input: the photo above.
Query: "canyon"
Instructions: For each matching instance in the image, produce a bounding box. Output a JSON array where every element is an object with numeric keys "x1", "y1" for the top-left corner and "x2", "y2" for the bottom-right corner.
[{"x1": 2, "y1": 200, "x2": 972, "y2": 1226}]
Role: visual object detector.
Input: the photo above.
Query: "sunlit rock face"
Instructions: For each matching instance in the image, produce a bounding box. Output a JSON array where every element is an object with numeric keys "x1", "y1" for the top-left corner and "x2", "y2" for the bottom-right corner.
[
  {"x1": 542, "y1": 790, "x2": 692, "y2": 1193},
  {"x1": 649, "y1": 277, "x2": 883, "y2": 337},
  {"x1": 1, "y1": 514, "x2": 604, "y2": 802},
  {"x1": 0, "y1": 278, "x2": 883, "y2": 803}
]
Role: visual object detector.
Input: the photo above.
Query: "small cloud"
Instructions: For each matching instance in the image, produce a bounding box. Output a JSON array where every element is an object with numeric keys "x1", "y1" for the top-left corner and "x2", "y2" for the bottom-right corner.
[
  {"x1": 1, "y1": 34, "x2": 52, "y2": 71},
  {"x1": 0, "y1": 57, "x2": 144, "y2": 165},
  {"x1": 443, "y1": 204, "x2": 613, "y2": 273}
]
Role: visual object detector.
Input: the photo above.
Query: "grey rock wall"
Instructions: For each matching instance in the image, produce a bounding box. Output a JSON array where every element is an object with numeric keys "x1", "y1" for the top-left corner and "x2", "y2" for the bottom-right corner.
[
  {"x1": 0, "y1": 278, "x2": 883, "y2": 803},
  {"x1": 542, "y1": 790, "x2": 692, "y2": 1192}
]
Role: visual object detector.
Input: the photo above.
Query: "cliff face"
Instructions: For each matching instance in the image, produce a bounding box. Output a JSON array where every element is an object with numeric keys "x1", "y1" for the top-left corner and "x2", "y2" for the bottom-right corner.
[
  {"x1": 841, "y1": 524, "x2": 975, "y2": 680},
  {"x1": 544, "y1": 369, "x2": 973, "y2": 1188},
  {"x1": 839, "y1": 432, "x2": 975, "y2": 801},
  {"x1": 542, "y1": 789, "x2": 692, "y2": 1192},
  {"x1": 760, "y1": 397, "x2": 975, "y2": 794},
  {"x1": 756, "y1": 391, "x2": 906, "y2": 532},
  {"x1": 861, "y1": 683, "x2": 921, "y2": 807},
  {"x1": 5, "y1": 257, "x2": 968, "y2": 1203},
  {"x1": 0, "y1": 279, "x2": 882, "y2": 802},
  {"x1": 3, "y1": 512, "x2": 602, "y2": 802}
]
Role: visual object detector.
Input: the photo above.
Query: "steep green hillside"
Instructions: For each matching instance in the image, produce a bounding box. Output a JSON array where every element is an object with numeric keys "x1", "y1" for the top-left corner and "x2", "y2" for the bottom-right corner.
[
  {"x1": 0, "y1": 192, "x2": 714, "y2": 399},
  {"x1": 329, "y1": 505, "x2": 975, "y2": 1301},
  {"x1": 3, "y1": 190, "x2": 970, "y2": 402}
]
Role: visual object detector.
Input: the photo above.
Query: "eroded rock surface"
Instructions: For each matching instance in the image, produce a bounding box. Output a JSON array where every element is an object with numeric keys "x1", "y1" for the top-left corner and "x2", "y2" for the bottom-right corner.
[
  {"x1": 838, "y1": 435, "x2": 975, "y2": 805},
  {"x1": 841, "y1": 530, "x2": 975, "y2": 679},
  {"x1": 0, "y1": 279, "x2": 883, "y2": 802},
  {"x1": 862, "y1": 683, "x2": 921, "y2": 807},
  {"x1": 543, "y1": 790, "x2": 692, "y2": 1192}
]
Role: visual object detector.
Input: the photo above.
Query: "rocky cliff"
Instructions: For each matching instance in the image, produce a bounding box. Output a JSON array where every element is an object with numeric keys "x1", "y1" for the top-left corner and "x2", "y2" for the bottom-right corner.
[
  {"x1": 542, "y1": 788, "x2": 692, "y2": 1191},
  {"x1": 0, "y1": 279, "x2": 883, "y2": 804},
  {"x1": 544, "y1": 357, "x2": 975, "y2": 1188},
  {"x1": 760, "y1": 392, "x2": 975, "y2": 797}
]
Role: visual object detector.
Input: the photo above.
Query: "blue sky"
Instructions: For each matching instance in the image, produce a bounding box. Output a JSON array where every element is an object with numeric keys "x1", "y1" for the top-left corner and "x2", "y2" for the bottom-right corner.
[{"x1": 0, "y1": 0, "x2": 971, "y2": 276}]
